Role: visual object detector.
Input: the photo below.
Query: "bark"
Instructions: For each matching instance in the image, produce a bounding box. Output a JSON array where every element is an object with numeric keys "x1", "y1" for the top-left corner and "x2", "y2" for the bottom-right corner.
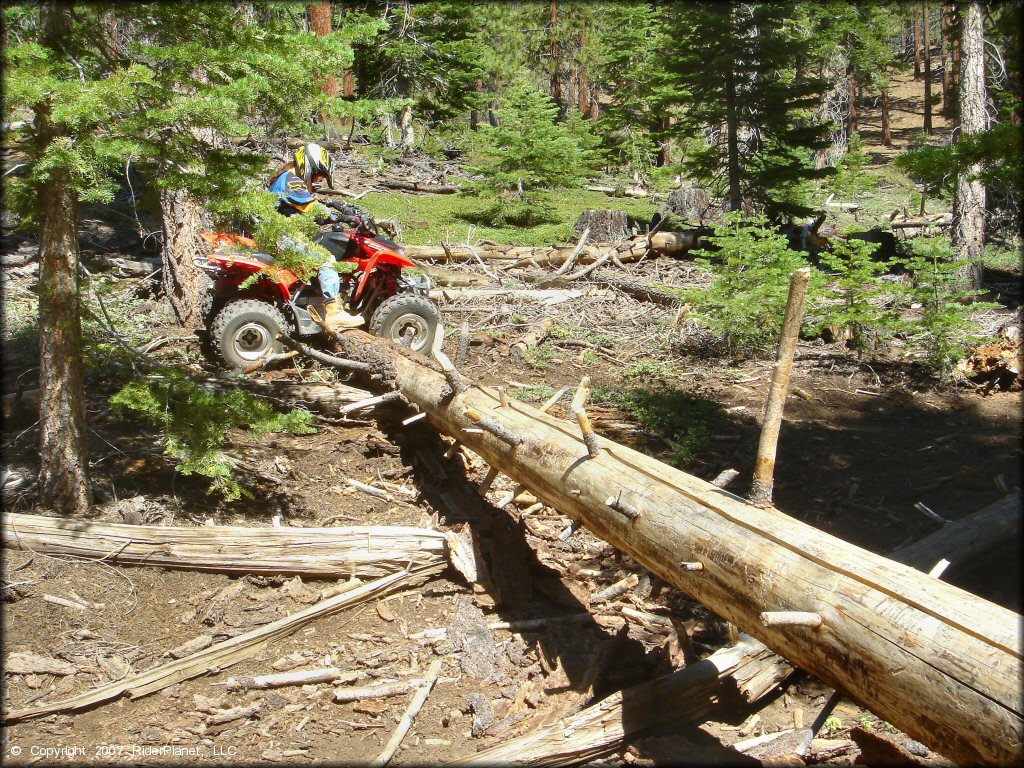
[
  {"x1": 724, "y1": 64, "x2": 742, "y2": 213},
  {"x1": 914, "y1": 5, "x2": 923, "y2": 80},
  {"x1": 588, "y1": 87, "x2": 599, "y2": 121},
  {"x1": 2, "y1": 514, "x2": 447, "y2": 579},
  {"x1": 941, "y1": 6, "x2": 952, "y2": 116},
  {"x1": 951, "y1": 1, "x2": 986, "y2": 289},
  {"x1": 308, "y1": 2, "x2": 337, "y2": 97},
  {"x1": 159, "y1": 187, "x2": 208, "y2": 327},
  {"x1": 892, "y1": 492, "x2": 1021, "y2": 573},
  {"x1": 399, "y1": 104, "x2": 415, "y2": 156},
  {"x1": 470, "y1": 77, "x2": 483, "y2": 130},
  {"x1": 748, "y1": 269, "x2": 810, "y2": 507},
  {"x1": 578, "y1": 74, "x2": 591, "y2": 118},
  {"x1": 657, "y1": 115, "x2": 671, "y2": 167},
  {"x1": 881, "y1": 89, "x2": 893, "y2": 146},
  {"x1": 847, "y1": 64, "x2": 858, "y2": 136},
  {"x1": 923, "y1": 1, "x2": 933, "y2": 133},
  {"x1": 36, "y1": 0, "x2": 90, "y2": 516},
  {"x1": 549, "y1": 0, "x2": 561, "y2": 114},
  {"x1": 327, "y1": 329, "x2": 1023, "y2": 765}
]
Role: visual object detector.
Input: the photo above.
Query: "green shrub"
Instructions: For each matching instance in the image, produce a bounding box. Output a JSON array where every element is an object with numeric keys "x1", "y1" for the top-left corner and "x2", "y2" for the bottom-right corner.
[
  {"x1": 591, "y1": 382, "x2": 721, "y2": 468},
  {"x1": 901, "y1": 238, "x2": 997, "y2": 379},
  {"x1": 812, "y1": 235, "x2": 904, "y2": 358},
  {"x1": 685, "y1": 214, "x2": 819, "y2": 355},
  {"x1": 110, "y1": 370, "x2": 316, "y2": 500}
]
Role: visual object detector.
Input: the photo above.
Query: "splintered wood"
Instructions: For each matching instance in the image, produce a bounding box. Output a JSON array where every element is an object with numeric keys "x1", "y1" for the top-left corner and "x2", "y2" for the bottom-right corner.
[
  {"x1": 447, "y1": 636, "x2": 792, "y2": 766},
  {"x1": 3, "y1": 566, "x2": 443, "y2": 722},
  {"x1": 2, "y1": 515, "x2": 446, "y2": 579}
]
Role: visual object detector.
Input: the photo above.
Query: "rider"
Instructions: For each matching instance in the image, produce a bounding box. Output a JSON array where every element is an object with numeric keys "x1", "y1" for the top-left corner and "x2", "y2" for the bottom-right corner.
[
  {"x1": 268, "y1": 143, "x2": 363, "y2": 330},
  {"x1": 270, "y1": 141, "x2": 336, "y2": 193}
]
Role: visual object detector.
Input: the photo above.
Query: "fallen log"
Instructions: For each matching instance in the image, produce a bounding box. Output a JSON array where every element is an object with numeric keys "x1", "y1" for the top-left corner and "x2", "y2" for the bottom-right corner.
[
  {"x1": 403, "y1": 238, "x2": 649, "y2": 267},
  {"x1": 429, "y1": 288, "x2": 588, "y2": 303},
  {"x1": 2, "y1": 565, "x2": 443, "y2": 722},
  {"x1": 329, "y1": 328, "x2": 1023, "y2": 765},
  {"x1": 1, "y1": 515, "x2": 447, "y2": 579},
  {"x1": 890, "y1": 491, "x2": 1022, "y2": 573},
  {"x1": 194, "y1": 377, "x2": 377, "y2": 417},
  {"x1": 648, "y1": 231, "x2": 702, "y2": 255},
  {"x1": 447, "y1": 634, "x2": 791, "y2": 766},
  {"x1": 379, "y1": 179, "x2": 458, "y2": 194}
]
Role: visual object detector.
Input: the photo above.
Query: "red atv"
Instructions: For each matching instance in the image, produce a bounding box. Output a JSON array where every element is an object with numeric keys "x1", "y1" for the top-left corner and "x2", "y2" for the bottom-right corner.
[{"x1": 199, "y1": 208, "x2": 441, "y2": 369}]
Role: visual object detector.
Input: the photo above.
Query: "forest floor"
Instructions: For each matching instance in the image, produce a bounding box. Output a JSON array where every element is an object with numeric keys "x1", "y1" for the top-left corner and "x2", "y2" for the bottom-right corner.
[{"x1": 2, "y1": 68, "x2": 1022, "y2": 766}]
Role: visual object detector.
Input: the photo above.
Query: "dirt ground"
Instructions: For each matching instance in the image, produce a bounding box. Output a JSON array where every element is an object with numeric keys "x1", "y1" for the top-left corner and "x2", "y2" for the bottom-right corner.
[{"x1": 2, "y1": 66, "x2": 1022, "y2": 768}]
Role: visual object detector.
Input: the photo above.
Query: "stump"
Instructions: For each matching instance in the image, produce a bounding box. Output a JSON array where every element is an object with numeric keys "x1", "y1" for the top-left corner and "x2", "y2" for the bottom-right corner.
[
  {"x1": 666, "y1": 184, "x2": 716, "y2": 222},
  {"x1": 574, "y1": 210, "x2": 628, "y2": 243}
]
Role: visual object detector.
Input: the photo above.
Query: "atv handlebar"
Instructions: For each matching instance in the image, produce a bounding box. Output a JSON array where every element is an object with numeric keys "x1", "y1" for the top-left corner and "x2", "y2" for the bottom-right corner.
[{"x1": 325, "y1": 200, "x2": 376, "y2": 235}]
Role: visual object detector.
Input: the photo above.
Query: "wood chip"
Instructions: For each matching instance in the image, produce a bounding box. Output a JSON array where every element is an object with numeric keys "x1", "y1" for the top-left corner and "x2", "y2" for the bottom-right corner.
[{"x1": 5, "y1": 652, "x2": 78, "y2": 676}]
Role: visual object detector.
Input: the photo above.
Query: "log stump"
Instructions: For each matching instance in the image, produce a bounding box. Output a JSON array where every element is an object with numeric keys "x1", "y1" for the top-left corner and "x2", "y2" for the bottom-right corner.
[{"x1": 575, "y1": 210, "x2": 628, "y2": 243}]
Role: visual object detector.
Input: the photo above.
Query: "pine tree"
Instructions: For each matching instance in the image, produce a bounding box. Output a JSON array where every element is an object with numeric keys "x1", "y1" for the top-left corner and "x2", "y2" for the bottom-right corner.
[
  {"x1": 594, "y1": 2, "x2": 671, "y2": 180},
  {"x1": 664, "y1": 1, "x2": 832, "y2": 219},
  {"x1": 1, "y1": 2, "x2": 378, "y2": 511},
  {"x1": 462, "y1": 81, "x2": 600, "y2": 226}
]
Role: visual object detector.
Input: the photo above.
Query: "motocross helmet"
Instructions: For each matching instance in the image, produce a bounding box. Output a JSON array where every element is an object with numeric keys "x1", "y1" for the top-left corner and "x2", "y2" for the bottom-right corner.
[
  {"x1": 270, "y1": 171, "x2": 317, "y2": 215},
  {"x1": 294, "y1": 142, "x2": 335, "y2": 190}
]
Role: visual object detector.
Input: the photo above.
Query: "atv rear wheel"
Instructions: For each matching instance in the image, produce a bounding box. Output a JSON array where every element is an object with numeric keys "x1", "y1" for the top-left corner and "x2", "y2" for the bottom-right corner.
[
  {"x1": 211, "y1": 299, "x2": 288, "y2": 369},
  {"x1": 368, "y1": 294, "x2": 441, "y2": 353}
]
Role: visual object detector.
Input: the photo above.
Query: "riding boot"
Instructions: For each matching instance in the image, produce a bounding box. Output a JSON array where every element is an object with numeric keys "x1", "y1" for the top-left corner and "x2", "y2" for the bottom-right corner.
[{"x1": 323, "y1": 299, "x2": 364, "y2": 330}]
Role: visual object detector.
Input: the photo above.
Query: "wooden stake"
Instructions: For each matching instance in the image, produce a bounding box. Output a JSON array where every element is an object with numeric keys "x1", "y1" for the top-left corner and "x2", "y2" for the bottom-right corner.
[
  {"x1": 369, "y1": 657, "x2": 444, "y2": 767},
  {"x1": 679, "y1": 561, "x2": 705, "y2": 572},
  {"x1": 552, "y1": 227, "x2": 590, "y2": 277},
  {"x1": 477, "y1": 466, "x2": 499, "y2": 496},
  {"x1": 605, "y1": 492, "x2": 641, "y2": 520},
  {"x1": 749, "y1": 268, "x2": 810, "y2": 508},
  {"x1": 455, "y1": 320, "x2": 470, "y2": 367},
  {"x1": 760, "y1": 611, "x2": 824, "y2": 629},
  {"x1": 463, "y1": 406, "x2": 523, "y2": 446},
  {"x1": 538, "y1": 386, "x2": 568, "y2": 413},
  {"x1": 224, "y1": 667, "x2": 353, "y2": 692}
]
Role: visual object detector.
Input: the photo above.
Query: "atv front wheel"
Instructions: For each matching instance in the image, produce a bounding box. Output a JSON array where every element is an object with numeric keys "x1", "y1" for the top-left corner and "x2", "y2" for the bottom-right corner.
[
  {"x1": 368, "y1": 294, "x2": 441, "y2": 353},
  {"x1": 211, "y1": 299, "x2": 288, "y2": 369}
]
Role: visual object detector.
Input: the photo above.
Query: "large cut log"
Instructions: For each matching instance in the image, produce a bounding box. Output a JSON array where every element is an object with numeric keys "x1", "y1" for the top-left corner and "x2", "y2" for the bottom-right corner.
[
  {"x1": 2, "y1": 515, "x2": 446, "y2": 579},
  {"x1": 892, "y1": 491, "x2": 1021, "y2": 573},
  {"x1": 648, "y1": 230, "x2": 703, "y2": 254},
  {"x1": 329, "y1": 329, "x2": 1023, "y2": 766},
  {"x1": 448, "y1": 634, "x2": 791, "y2": 766}
]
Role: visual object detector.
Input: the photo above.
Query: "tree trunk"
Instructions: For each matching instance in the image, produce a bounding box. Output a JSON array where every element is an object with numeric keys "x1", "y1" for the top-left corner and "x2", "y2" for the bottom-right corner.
[
  {"x1": 470, "y1": 77, "x2": 483, "y2": 130},
  {"x1": 549, "y1": 0, "x2": 561, "y2": 114},
  {"x1": 588, "y1": 86, "x2": 599, "y2": 121},
  {"x1": 941, "y1": 6, "x2": 953, "y2": 116},
  {"x1": 657, "y1": 115, "x2": 671, "y2": 166},
  {"x1": 847, "y1": 64, "x2": 858, "y2": 136},
  {"x1": 35, "y1": 0, "x2": 90, "y2": 517},
  {"x1": 326, "y1": 329, "x2": 1023, "y2": 766},
  {"x1": 159, "y1": 187, "x2": 208, "y2": 327},
  {"x1": 923, "y1": 1, "x2": 933, "y2": 133},
  {"x1": 578, "y1": 74, "x2": 590, "y2": 118},
  {"x1": 724, "y1": 65, "x2": 742, "y2": 212},
  {"x1": 399, "y1": 104, "x2": 414, "y2": 156},
  {"x1": 881, "y1": 88, "x2": 893, "y2": 146},
  {"x1": 951, "y1": 5, "x2": 961, "y2": 126},
  {"x1": 952, "y1": 1, "x2": 986, "y2": 289},
  {"x1": 913, "y1": 5, "x2": 923, "y2": 80},
  {"x1": 308, "y1": 2, "x2": 337, "y2": 97}
]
